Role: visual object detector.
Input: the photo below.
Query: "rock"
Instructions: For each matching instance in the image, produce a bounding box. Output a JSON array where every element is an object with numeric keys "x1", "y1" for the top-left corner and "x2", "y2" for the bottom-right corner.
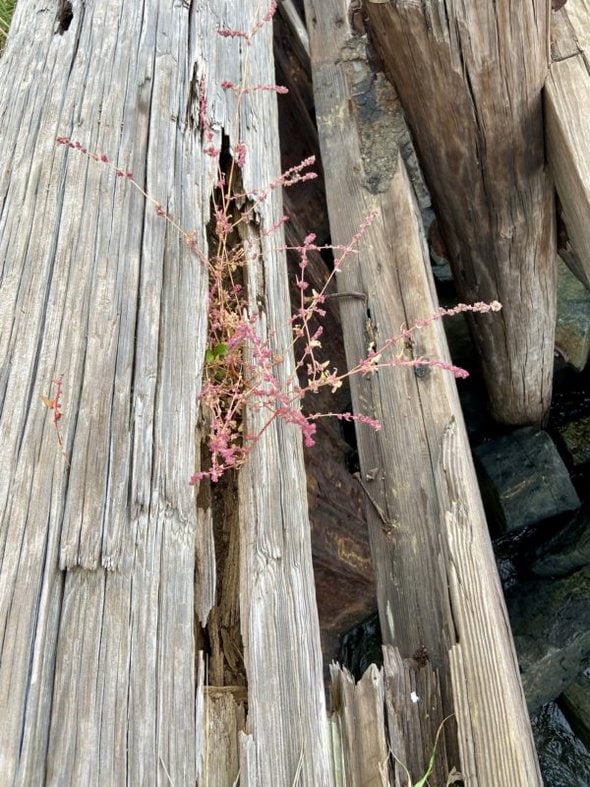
[
  {"x1": 560, "y1": 669, "x2": 590, "y2": 751},
  {"x1": 555, "y1": 256, "x2": 590, "y2": 371},
  {"x1": 506, "y1": 567, "x2": 590, "y2": 712},
  {"x1": 531, "y1": 702, "x2": 590, "y2": 787},
  {"x1": 532, "y1": 506, "x2": 590, "y2": 578},
  {"x1": 473, "y1": 428, "x2": 580, "y2": 534},
  {"x1": 556, "y1": 414, "x2": 590, "y2": 465},
  {"x1": 338, "y1": 611, "x2": 382, "y2": 680}
]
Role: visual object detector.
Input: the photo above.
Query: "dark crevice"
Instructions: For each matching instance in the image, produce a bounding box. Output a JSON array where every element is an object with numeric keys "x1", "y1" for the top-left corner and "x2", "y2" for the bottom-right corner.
[
  {"x1": 55, "y1": 1, "x2": 73, "y2": 35},
  {"x1": 207, "y1": 470, "x2": 247, "y2": 694}
]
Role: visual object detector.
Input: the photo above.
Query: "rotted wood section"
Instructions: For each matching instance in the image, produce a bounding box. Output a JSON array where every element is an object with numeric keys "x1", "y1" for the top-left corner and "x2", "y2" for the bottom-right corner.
[{"x1": 192, "y1": 5, "x2": 331, "y2": 785}]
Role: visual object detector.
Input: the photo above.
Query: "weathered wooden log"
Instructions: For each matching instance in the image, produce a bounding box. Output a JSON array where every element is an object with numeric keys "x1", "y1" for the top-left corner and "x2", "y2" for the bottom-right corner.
[
  {"x1": 305, "y1": 0, "x2": 542, "y2": 781},
  {"x1": 0, "y1": 2, "x2": 331, "y2": 783},
  {"x1": 362, "y1": 0, "x2": 556, "y2": 426},
  {"x1": 546, "y1": 0, "x2": 590, "y2": 289},
  {"x1": 0, "y1": 3, "x2": 205, "y2": 781},
  {"x1": 205, "y1": 10, "x2": 330, "y2": 781}
]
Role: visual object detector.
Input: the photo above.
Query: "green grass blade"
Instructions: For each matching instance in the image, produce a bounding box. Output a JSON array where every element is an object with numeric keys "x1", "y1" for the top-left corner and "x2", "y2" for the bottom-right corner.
[{"x1": 0, "y1": 1, "x2": 17, "y2": 52}]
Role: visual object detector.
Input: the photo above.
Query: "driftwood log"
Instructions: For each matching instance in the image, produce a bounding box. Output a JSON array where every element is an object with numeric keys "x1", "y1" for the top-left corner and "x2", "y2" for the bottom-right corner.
[
  {"x1": 362, "y1": 0, "x2": 556, "y2": 426},
  {"x1": 0, "y1": 2, "x2": 331, "y2": 784},
  {"x1": 0, "y1": 2, "x2": 206, "y2": 781},
  {"x1": 305, "y1": 0, "x2": 542, "y2": 782}
]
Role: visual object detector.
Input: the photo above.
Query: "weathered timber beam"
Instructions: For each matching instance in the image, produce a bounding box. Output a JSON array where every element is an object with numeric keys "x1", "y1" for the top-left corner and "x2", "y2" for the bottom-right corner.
[
  {"x1": 0, "y1": 2, "x2": 205, "y2": 782},
  {"x1": 278, "y1": 0, "x2": 311, "y2": 59},
  {"x1": 363, "y1": 0, "x2": 556, "y2": 426},
  {"x1": 0, "y1": 2, "x2": 331, "y2": 785},
  {"x1": 274, "y1": 7, "x2": 377, "y2": 670},
  {"x1": 304, "y1": 0, "x2": 542, "y2": 782},
  {"x1": 546, "y1": 0, "x2": 590, "y2": 289}
]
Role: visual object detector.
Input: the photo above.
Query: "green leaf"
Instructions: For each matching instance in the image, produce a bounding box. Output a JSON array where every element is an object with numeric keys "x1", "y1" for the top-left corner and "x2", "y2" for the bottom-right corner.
[{"x1": 205, "y1": 343, "x2": 229, "y2": 365}]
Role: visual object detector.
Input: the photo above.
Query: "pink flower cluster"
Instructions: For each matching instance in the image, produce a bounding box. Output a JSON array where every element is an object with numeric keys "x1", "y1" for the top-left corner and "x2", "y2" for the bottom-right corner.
[
  {"x1": 56, "y1": 137, "x2": 133, "y2": 179},
  {"x1": 54, "y1": 3, "x2": 504, "y2": 485},
  {"x1": 41, "y1": 373, "x2": 69, "y2": 466},
  {"x1": 217, "y1": 1, "x2": 278, "y2": 46}
]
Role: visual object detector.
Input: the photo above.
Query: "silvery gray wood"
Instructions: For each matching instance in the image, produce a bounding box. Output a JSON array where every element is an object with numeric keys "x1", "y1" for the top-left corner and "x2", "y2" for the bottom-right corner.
[
  {"x1": 0, "y1": 1, "x2": 330, "y2": 783},
  {"x1": 305, "y1": 0, "x2": 542, "y2": 781},
  {"x1": 0, "y1": 2, "x2": 205, "y2": 782}
]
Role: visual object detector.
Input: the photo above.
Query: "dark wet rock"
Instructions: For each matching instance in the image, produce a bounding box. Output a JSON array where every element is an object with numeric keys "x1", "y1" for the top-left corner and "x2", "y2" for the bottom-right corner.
[
  {"x1": 557, "y1": 415, "x2": 590, "y2": 466},
  {"x1": 473, "y1": 428, "x2": 580, "y2": 535},
  {"x1": 555, "y1": 256, "x2": 590, "y2": 372},
  {"x1": 532, "y1": 507, "x2": 590, "y2": 578},
  {"x1": 507, "y1": 567, "x2": 590, "y2": 712},
  {"x1": 532, "y1": 702, "x2": 590, "y2": 787},
  {"x1": 560, "y1": 669, "x2": 590, "y2": 750}
]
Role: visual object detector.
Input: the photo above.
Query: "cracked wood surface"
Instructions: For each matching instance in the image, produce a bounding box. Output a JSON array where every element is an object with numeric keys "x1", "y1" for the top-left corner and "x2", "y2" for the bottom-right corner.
[
  {"x1": 0, "y1": 2, "x2": 329, "y2": 784},
  {"x1": 0, "y1": 3, "x2": 205, "y2": 782}
]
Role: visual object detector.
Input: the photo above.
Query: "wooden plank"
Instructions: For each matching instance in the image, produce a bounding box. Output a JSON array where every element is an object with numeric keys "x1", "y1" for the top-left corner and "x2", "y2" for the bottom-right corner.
[
  {"x1": 0, "y1": 2, "x2": 204, "y2": 782},
  {"x1": 329, "y1": 663, "x2": 390, "y2": 785},
  {"x1": 278, "y1": 0, "x2": 310, "y2": 59},
  {"x1": 564, "y1": 0, "x2": 590, "y2": 50},
  {"x1": 194, "y1": 6, "x2": 332, "y2": 784},
  {"x1": 203, "y1": 690, "x2": 246, "y2": 786},
  {"x1": 546, "y1": 0, "x2": 590, "y2": 288},
  {"x1": 274, "y1": 9, "x2": 377, "y2": 665},
  {"x1": 439, "y1": 417, "x2": 541, "y2": 784},
  {"x1": 304, "y1": 1, "x2": 542, "y2": 782},
  {"x1": 362, "y1": 0, "x2": 556, "y2": 426},
  {"x1": 382, "y1": 646, "x2": 447, "y2": 787},
  {"x1": 551, "y1": 6, "x2": 581, "y2": 61}
]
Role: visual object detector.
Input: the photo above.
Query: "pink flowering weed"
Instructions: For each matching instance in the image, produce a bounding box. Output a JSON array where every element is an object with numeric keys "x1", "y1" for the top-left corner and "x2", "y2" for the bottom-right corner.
[{"x1": 54, "y1": 0, "x2": 503, "y2": 483}]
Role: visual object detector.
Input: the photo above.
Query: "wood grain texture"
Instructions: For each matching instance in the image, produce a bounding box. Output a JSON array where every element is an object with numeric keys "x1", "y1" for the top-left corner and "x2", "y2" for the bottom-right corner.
[
  {"x1": 329, "y1": 663, "x2": 390, "y2": 785},
  {"x1": 363, "y1": 0, "x2": 556, "y2": 426},
  {"x1": 275, "y1": 8, "x2": 377, "y2": 667},
  {"x1": 563, "y1": 0, "x2": 590, "y2": 49},
  {"x1": 305, "y1": 0, "x2": 542, "y2": 781},
  {"x1": 0, "y1": 2, "x2": 205, "y2": 782},
  {"x1": 194, "y1": 6, "x2": 331, "y2": 781},
  {"x1": 0, "y1": 2, "x2": 330, "y2": 784},
  {"x1": 546, "y1": 0, "x2": 590, "y2": 288}
]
